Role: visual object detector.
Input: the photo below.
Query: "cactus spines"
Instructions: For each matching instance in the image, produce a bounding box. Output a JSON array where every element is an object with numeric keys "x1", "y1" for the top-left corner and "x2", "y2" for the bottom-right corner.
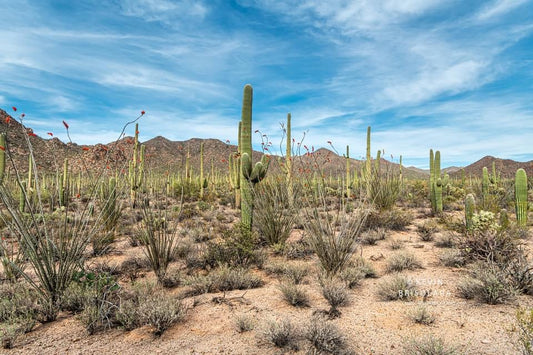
[
  {"x1": 129, "y1": 124, "x2": 145, "y2": 207},
  {"x1": 0, "y1": 133, "x2": 5, "y2": 184},
  {"x1": 465, "y1": 193, "x2": 476, "y2": 231},
  {"x1": 500, "y1": 208, "x2": 509, "y2": 230},
  {"x1": 515, "y1": 168, "x2": 528, "y2": 227}
]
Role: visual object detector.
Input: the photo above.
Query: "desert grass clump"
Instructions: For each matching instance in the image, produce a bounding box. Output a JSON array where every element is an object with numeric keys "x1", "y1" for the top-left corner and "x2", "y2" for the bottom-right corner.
[
  {"x1": 352, "y1": 256, "x2": 378, "y2": 278},
  {"x1": 438, "y1": 249, "x2": 466, "y2": 268},
  {"x1": 389, "y1": 239, "x2": 404, "y2": 250},
  {"x1": 365, "y1": 208, "x2": 413, "y2": 231},
  {"x1": 266, "y1": 262, "x2": 309, "y2": 284},
  {"x1": 435, "y1": 231, "x2": 457, "y2": 248},
  {"x1": 319, "y1": 278, "x2": 350, "y2": 318},
  {"x1": 184, "y1": 266, "x2": 263, "y2": 297},
  {"x1": 408, "y1": 304, "x2": 435, "y2": 325},
  {"x1": 235, "y1": 314, "x2": 255, "y2": 333},
  {"x1": 360, "y1": 227, "x2": 387, "y2": 245},
  {"x1": 515, "y1": 307, "x2": 533, "y2": 355},
  {"x1": 304, "y1": 316, "x2": 350, "y2": 354},
  {"x1": 457, "y1": 262, "x2": 517, "y2": 304},
  {"x1": 138, "y1": 293, "x2": 187, "y2": 336},
  {"x1": 417, "y1": 220, "x2": 439, "y2": 242},
  {"x1": 279, "y1": 282, "x2": 310, "y2": 307},
  {"x1": 338, "y1": 266, "x2": 365, "y2": 289},
  {"x1": 261, "y1": 318, "x2": 299, "y2": 350},
  {"x1": 367, "y1": 165, "x2": 402, "y2": 211},
  {"x1": 403, "y1": 334, "x2": 460, "y2": 355},
  {"x1": 386, "y1": 252, "x2": 423, "y2": 273},
  {"x1": 377, "y1": 274, "x2": 418, "y2": 301}
]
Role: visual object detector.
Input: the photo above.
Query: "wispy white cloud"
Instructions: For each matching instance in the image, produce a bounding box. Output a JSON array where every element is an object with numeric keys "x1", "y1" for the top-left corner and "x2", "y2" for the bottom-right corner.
[
  {"x1": 119, "y1": 0, "x2": 208, "y2": 22},
  {"x1": 477, "y1": 0, "x2": 529, "y2": 20}
]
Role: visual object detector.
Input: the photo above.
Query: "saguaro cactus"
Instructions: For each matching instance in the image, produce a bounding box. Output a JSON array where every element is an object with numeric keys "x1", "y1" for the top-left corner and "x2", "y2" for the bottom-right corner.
[
  {"x1": 240, "y1": 84, "x2": 269, "y2": 230},
  {"x1": 345, "y1": 145, "x2": 351, "y2": 199},
  {"x1": 482, "y1": 167, "x2": 489, "y2": 209},
  {"x1": 515, "y1": 168, "x2": 528, "y2": 227},
  {"x1": 429, "y1": 149, "x2": 443, "y2": 213},
  {"x1": 465, "y1": 193, "x2": 476, "y2": 231},
  {"x1": 59, "y1": 158, "x2": 69, "y2": 208}
]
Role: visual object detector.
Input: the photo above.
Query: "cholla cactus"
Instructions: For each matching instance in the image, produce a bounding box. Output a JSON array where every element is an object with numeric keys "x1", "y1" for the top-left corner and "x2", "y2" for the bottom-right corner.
[{"x1": 515, "y1": 168, "x2": 528, "y2": 227}]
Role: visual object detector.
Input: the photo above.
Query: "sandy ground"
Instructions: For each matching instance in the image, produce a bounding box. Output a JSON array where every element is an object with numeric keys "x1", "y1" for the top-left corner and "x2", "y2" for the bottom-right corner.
[{"x1": 3, "y1": 209, "x2": 533, "y2": 355}]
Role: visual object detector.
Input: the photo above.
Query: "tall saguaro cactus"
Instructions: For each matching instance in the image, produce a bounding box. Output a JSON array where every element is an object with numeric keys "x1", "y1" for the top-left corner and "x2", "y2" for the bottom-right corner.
[
  {"x1": 345, "y1": 145, "x2": 351, "y2": 199},
  {"x1": 0, "y1": 133, "x2": 5, "y2": 184},
  {"x1": 240, "y1": 84, "x2": 269, "y2": 230},
  {"x1": 429, "y1": 149, "x2": 442, "y2": 214},
  {"x1": 465, "y1": 193, "x2": 476, "y2": 231},
  {"x1": 515, "y1": 168, "x2": 528, "y2": 227}
]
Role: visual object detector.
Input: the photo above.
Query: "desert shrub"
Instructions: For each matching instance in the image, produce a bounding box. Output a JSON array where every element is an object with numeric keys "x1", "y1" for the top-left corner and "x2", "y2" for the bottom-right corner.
[
  {"x1": 266, "y1": 262, "x2": 308, "y2": 284},
  {"x1": 367, "y1": 165, "x2": 402, "y2": 211},
  {"x1": 184, "y1": 266, "x2": 263, "y2": 297},
  {"x1": 338, "y1": 266, "x2": 365, "y2": 289},
  {"x1": 235, "y1": 314, "x2": 255, "y2": 333},
  {"x1": 0, "y1": 283, "x2": 40, "y2": 323},
  {"x1": 515, "y1": 308, "x2": 533, "y2": 355},
  {"x1": 284, "y1": 239, "x2": 314, "y2": 260},
  {"x1": 305, "y1": 316, "x2": 350, "y2": 354},
  {"x1": 352, "y1": 256, "x2": 378, "y2": 278},
  {"x1": 457, "y1": 227, "x2": 522, "y2": 265},
  {"x1": 435, "y1": 232, "x2": 457, "y2": 248},
  {"x1": 403, "y1": 334, "x2": 460, "y2": 355},
  {"x1": 138, "y1": 294, "x2": 187, "y2": 336},
  {"x1": 253, "y1": 181, "x2": 300, "y2": 246},
  {"x1": 408, "y1": 305, "x2": 435, "y2": 325},
  {"x1": 403, "y1": 180, "x2": 429, "y2": 208},
  {"x1": 386, "y1": 252, "x2": 423, "y2": 273},
  {"x1": 365, "y1": 208, "x2": 413, "y2": 231},
  {"x1": 138, "y1": 206, "x2": 181, "y2": 285},
  {"x1": 0, "y1": 320, "x2": 35, "y2": 350},
  {"x1": 204, "y1": 223, "x2": 262, "y2": 268},
  {"x1": 504, "y1": 255, "x2": 533, "y2": 296},
  {"x1": 279, "y1": 282, "x2": 310, "y2": 307},
  {"x1": 376, "y1": 274, "x2": 418, "y2": 301},
  {"x1": 360, "y1": 227, "x2": 387, "y2": 245},
  {"x1": 319, "y1": 278, "x2": 349, "y2": 317},
  {"x1": 417, "y1": 220, "x2": 439, "y2": 241},
  {"x1": 457, "y1": 262, "x2": 517, "y2": 304},
  {"x1": 261, "y1": 318, "x2": 299, "y2": 350},
  {"x1": 389, "y1": 239, "x2": 404, "y2": 250},
  {"x1": 301, "y1": 200, "x2": 367, "y2": 276},
  {"x1": 439, "y1": 249, "x2": 466, "y2": 268}
]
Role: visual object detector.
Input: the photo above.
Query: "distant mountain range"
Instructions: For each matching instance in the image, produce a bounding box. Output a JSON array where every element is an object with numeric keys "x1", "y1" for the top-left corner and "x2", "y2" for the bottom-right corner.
[{"x1": 1, "y1": 109, "x2": 531, "y2": 179}]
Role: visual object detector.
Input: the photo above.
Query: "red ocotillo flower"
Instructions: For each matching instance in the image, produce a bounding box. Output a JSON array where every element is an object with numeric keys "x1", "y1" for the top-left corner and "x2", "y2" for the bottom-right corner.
[
  {"x1": 5, "y1": 117, "x2": 10, "y2": 124},
  {"x1": 0, "y1": 146, "x2": 5, "y2": 151},
  {"x1": 47, "y1": 132, "x2": 53, "y2": 136},
  {"x1": 63, "y1": 120, "x2": 69, "y2": 129},
  {"x1": 28, "y1": 132, "x2": 37, "y2": 137},
  {"x1": 82, "y1": 147, "x2": 90, "y2": 151},
  {"x1": 141, "y1": 110, "x2": 145, "y2": 115},
  {"x1": 21, "y1": 113, "x2": 25, "y2": 118},
  {"x1": 12, "y1": 106, "x2": 16, "y2": 112}
]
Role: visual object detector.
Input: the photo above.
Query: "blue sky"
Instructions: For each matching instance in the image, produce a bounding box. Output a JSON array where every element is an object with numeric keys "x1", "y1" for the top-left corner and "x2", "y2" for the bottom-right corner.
[{"x1": 1, "y1": 0, "x2": 532, "y2": 168}]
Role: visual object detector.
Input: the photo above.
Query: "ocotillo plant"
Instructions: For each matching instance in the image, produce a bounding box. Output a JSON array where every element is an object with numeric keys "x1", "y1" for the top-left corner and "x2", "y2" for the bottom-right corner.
[
  {"x1": 465, "y1": 193, "x2": 476, "y2": 231},
  {"x1": 129, "y1": 123, "x2": 145, "y2": 207},
  {"x1": 240, "y1": 84, "x2": 269, "y2": 230},
  {"x1": 0, "y1": 133, "x2": 5, "y2": 184},
  {"x1": 515, "y1": 168, "x2": 528, "y2": 227}
]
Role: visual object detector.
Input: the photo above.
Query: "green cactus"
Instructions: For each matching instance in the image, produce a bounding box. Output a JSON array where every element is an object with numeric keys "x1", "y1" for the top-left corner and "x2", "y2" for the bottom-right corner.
[
  {"x1": 482, "y1": 166, "x2": 489, "y2": 208},
  {"x1": 465, "y1": 193, "x2": 476, "y2": 231},
  {"x1": 365, "y1": 126, "x2": 371, "y2": 182},
  {"x1": 199, "y1": 142, "x2": 205, "y2": 199},
  {"x1": 499, "y1": 208, "x2": 509, "y2": 230},
  {"x1": 345, "y1": 145, "x2": 351, "y2": 199},
  {"x1": 59, "y1": 158, "x2": 69, "y2": 207},
  {"x1": 515, "y1": 168, "x2": 528, "y2": 227},
  {"x1": 240, "y1": 84, "x2": 269, "y2": 230},
  {"x1": 429, "y1": 149, "x2": 443, "y2": 214}
]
